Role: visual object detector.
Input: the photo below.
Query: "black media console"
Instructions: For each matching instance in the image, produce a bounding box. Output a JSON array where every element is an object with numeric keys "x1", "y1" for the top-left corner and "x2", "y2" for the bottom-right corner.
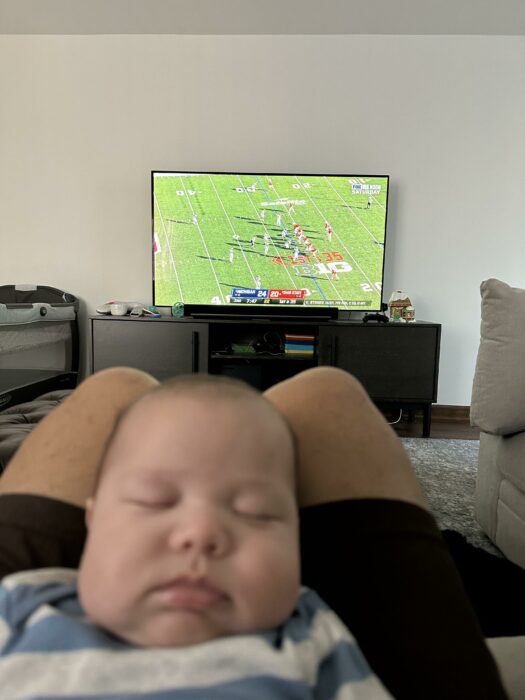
[{"x1": 90, "y1": 316, "x2": 441, "y2": 437}]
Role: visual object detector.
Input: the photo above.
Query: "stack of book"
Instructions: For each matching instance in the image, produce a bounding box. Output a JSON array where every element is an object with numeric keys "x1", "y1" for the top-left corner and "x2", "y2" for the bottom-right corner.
[{"x1": 284, "y1": 333, "x2": 316, "y2": 357}]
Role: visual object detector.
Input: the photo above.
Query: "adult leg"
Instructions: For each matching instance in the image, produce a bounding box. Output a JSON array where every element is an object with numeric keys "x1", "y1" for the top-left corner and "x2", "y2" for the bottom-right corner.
[
  {"x1": 264, "y1": 367, "x2": 507, "y2": 700},
  {"x1": 0, "y1": 368, "x2": 159, "y2": 577},
  {"x1": 0, "y1": 367, "x2": 159, "y2": 506},
  {"x1": 265, "y1": 366, "x2": 426, "y2": 509}
]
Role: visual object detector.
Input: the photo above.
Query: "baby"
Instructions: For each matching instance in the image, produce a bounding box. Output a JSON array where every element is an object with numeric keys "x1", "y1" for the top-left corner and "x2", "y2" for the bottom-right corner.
[
  {"x1": 0, "y1": 374, "x2": 390, "y2": 699},
  {"x1": 78, "y1": 373, "x2": 301, "y2": 648}
]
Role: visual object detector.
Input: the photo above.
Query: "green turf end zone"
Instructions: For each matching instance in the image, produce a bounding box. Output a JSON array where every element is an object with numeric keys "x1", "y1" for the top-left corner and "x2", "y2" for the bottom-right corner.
[{"x1": 153, "y1": 173, "x2": 387, "y2": 310}]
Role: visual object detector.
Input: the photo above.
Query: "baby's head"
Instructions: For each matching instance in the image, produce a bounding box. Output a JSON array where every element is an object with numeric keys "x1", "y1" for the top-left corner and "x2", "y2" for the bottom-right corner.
[{"x1": 78, "y1": 374, "x2": 299, "y2": 648}]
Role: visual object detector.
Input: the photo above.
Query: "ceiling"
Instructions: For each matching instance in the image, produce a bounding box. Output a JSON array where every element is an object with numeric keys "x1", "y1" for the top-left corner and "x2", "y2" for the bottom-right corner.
[{"x1": 1, "y1": 0, "x2": 524, "y2": 35}]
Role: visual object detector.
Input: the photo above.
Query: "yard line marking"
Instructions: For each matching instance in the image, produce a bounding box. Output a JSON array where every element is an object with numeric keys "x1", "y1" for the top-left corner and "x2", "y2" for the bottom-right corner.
[
  {"x1": 207, "y1": 175, "x2": 256, "y2": 284},
  {"x1": 179, "y1": 176, "x2": 225, "y2": 304},
  {"x1": 270, "y1": 178, "x2": 342, "y2": 306},
  {"x1": 324, "y1": 177, "x2": 383, "y2": 244},
  {"x1": 153, "y1": 191, "x2": 184, "y2": 302},
  {"x1": 239, "y1": 175, "x2": 297, "y2": 289},
  {"x1": 296, "y1": 176, "x2": 376, "y2": 293}
]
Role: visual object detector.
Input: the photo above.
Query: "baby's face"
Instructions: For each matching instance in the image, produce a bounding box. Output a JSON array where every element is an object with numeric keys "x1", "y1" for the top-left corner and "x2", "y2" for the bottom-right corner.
[{"x1": 78, "y1": 390, "x2": 299, "y2": 648}]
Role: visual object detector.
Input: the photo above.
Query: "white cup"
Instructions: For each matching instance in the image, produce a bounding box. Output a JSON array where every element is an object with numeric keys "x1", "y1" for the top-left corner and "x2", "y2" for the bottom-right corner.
[{"x1": 110, "y1": 303, "x2": 128, "y2": 316}]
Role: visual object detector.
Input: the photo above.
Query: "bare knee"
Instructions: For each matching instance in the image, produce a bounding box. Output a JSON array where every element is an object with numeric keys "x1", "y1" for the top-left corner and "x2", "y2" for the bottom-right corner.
[
  {"x1": 80, "y1": 366, "x2": 159, "y2": 388},
  {"x1": 75, "y1": 367, "x2": 159, "y2": 400},
  {"x1": 270, "y1": 366, "x2": 369, "y2": 405},
  {"x1": 294, "y1": 366, "x2": 366, "y2": 395}
]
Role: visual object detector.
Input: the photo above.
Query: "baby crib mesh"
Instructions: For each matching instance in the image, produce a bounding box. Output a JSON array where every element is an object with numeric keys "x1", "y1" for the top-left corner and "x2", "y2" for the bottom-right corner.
[{"x1": 0, "y1": 285, "x2": 79, "y2": 373}]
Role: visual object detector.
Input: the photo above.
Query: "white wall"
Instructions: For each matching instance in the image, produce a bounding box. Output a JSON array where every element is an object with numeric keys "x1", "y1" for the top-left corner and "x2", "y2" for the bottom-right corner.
[{"x1": 1, "y1": 35, "x2": 523, "y2": 404}]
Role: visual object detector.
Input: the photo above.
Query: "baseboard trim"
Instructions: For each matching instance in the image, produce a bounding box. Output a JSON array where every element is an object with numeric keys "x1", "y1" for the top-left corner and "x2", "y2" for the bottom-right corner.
[
  {"x1": 410, "y1": 405, "x2": 471, "y2": 424},
  {"x1": 433, "y1": 405, "x2": 471, "y2": 423}
]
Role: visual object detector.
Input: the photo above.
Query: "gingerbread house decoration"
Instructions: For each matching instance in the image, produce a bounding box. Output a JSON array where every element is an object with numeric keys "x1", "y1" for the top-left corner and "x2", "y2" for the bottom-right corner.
[{"x1": 388, "y1": 291, "x2": 414, "y2": 322}]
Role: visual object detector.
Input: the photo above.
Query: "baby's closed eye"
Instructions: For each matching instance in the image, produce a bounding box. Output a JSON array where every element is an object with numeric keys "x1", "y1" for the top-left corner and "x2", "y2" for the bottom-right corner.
[
  {"x1": 232, "y1": 496, "x2": 281, "y2": 521},
  {"x1": 121, "y1": 487, "x2": 179, "y2": 509}
]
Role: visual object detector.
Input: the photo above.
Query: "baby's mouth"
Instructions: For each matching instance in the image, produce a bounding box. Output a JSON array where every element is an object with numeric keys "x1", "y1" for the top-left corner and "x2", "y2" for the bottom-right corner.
[{"x1": 153, "y1": 577, "x2": 228, "y2": 610}]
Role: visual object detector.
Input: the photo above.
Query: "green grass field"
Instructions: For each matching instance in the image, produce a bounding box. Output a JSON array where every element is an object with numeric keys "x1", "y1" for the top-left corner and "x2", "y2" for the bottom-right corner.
[{"x1": 153, "y1": 173, "x2": 388, "y2": 310}]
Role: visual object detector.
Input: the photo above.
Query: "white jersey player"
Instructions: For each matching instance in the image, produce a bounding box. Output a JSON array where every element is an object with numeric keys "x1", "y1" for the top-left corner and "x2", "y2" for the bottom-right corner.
[
  {"x1": 255, "y1": 275, "x2": 261, "y2": 290},
  {"x1": 229, "y1": 248, "x2": 234, "y2": 263},
  {"x1": 191, "y1": 213, "x2": 198, "y2": 225}
]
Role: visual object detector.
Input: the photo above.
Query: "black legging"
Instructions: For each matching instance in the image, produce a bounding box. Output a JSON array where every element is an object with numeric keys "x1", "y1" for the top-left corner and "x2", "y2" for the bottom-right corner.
[
  {"x1": 0, "y1": 494, "x2": 508, "y2": 699},
  {"x1": 300, "y1": 499, "x2": 507, "y2": 700}
]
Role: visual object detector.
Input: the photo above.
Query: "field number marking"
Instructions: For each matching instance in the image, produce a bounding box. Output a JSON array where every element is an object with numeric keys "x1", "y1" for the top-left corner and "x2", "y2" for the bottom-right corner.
[{"x1": 360, "y1": 282, "x2": 382, "y2": 292}]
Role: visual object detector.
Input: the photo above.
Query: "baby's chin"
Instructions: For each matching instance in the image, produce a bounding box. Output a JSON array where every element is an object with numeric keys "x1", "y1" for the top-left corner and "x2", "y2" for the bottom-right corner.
[{"x1": 109, "y1": 612, "x2": 234, "y2": 649}]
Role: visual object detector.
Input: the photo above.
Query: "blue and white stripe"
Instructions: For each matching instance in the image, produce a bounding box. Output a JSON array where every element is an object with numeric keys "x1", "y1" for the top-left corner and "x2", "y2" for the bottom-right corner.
[{"x1": 0, "y1": 569, "x2": 391, "y2": 699}]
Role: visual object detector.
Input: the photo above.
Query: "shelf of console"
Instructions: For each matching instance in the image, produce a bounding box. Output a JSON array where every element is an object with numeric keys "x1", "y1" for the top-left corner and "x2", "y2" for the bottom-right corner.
[{"x1": 209, "y1": 353, "x2": 316, "y2": 361}]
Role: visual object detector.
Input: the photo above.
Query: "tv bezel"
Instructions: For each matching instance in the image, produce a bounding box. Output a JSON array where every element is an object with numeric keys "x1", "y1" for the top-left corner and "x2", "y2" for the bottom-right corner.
[{"x1": 151, "y1": 170, "x2": 390, "y2": 319}]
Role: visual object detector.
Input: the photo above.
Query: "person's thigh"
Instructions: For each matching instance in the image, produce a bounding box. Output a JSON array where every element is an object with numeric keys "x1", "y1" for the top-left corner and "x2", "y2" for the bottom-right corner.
[
  {"x1": 264, "y1": 366, "x2": 427, "y2": 508},
  {"x1": 265, "y1": 368, "x2": 506, "y2": 699},
  {"x1": 0, "y1": 367, "x2": 159, "y2": 579},
  {"x1": 0, "y1": 367, "x2": 159, "y2": 508}
]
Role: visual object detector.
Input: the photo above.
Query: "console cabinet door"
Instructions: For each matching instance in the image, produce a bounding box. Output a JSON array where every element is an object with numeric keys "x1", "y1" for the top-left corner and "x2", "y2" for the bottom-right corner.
[
  {"x1": 91, "y1": 318, "x2": 208, "y2": 380},
  {"x1": 318, "y1": 324, "x2": 440, "y2": 401}
]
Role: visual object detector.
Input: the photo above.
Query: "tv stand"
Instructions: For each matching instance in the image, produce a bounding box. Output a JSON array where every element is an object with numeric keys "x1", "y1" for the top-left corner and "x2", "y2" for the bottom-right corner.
[{"x1": 90, "y1": 316, "x2": 441, "y2": 437}]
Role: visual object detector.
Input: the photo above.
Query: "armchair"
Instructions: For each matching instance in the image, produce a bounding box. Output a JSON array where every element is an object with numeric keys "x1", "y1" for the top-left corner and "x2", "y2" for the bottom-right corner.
[{"x1": 470, "y1": 278, "x2": 525, "y2": 570}]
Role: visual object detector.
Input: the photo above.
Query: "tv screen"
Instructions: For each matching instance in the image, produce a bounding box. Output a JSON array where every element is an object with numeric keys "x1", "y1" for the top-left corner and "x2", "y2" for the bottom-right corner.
[{"x1": 152, "y1": 171, "x2": 389, "y2": 315}]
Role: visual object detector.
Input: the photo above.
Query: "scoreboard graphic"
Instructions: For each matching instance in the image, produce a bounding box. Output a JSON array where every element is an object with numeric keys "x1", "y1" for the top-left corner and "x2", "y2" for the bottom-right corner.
[{"x1": 231, "y1": 288, "x2": 306, "y2": 304}]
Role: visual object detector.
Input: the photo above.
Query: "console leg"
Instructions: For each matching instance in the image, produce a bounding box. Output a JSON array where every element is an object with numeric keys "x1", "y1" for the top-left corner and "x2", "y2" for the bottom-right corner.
[{"x1": 423, "y1": 404, "x2": 432, "y2": 438}]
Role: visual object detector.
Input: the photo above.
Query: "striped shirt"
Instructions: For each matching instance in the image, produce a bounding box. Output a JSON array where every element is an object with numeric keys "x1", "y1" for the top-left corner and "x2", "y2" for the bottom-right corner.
[{"x1": 0, "y1": 568, "x2": 391, "y2": 700}]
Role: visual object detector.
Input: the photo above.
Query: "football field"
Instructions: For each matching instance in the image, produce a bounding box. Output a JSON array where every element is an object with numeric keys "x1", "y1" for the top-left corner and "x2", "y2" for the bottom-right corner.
[{"x1": 153, "y1": 173, "x2": 388, "y2": 310}]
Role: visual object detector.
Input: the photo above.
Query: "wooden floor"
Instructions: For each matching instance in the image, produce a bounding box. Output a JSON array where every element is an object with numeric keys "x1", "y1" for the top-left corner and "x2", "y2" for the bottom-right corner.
[{"x1": 384, "y1": 408, "x2": 480, "y2": 440}]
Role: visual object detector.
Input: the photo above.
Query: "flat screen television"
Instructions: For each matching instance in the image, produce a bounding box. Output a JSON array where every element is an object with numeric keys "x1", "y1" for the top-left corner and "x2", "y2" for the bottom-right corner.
[{"x1": 152, "y1": 171, "x2": 389, "y2": 318}]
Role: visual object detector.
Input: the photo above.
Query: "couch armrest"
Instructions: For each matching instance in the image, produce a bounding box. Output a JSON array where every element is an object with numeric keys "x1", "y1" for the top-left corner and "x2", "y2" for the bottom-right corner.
[{"x1": 470, "y1": 279, "x2": 525, "y2": 435}]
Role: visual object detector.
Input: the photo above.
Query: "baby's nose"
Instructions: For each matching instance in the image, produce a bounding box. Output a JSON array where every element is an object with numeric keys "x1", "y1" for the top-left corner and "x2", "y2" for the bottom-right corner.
[{"x1": 168, "y1": 509, "x2": 231, "y2": 557}]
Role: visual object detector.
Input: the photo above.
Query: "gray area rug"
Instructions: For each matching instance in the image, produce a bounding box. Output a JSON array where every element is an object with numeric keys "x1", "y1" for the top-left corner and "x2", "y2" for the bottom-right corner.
[{"x1": 401, "y1": 438, "x2": 502, "y2": 557}]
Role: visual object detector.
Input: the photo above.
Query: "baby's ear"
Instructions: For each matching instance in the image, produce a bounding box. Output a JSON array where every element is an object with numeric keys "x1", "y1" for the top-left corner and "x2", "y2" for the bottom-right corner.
[{"x1": 85, "y1": 497, "x2": 94, "y2": 529}]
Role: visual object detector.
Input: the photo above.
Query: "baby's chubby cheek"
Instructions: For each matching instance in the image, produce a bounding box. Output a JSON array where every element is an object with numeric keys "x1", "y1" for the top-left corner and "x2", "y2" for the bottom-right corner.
[
  {"x1": 77, "y1": 557, "x2": 114, "y2": 626},
  {"x1": 239, "y1": 543, "x2": 301, "y2": 629},
  {"x1": 77, "y1": 537, "x2": 136, "y2": 635}
]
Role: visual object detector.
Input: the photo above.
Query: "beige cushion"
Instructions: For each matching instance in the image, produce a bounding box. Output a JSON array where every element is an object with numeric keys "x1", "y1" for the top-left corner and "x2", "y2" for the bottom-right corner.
[
  {"x1": 470, "y1": 279, "x2": 525, "y2": 435},
  {"x1": 498, "y1": 432, "x2": 525, "y2": 492},
  {"x1": 487, "y1": 636, "x2": 525, "y2": 700}
]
